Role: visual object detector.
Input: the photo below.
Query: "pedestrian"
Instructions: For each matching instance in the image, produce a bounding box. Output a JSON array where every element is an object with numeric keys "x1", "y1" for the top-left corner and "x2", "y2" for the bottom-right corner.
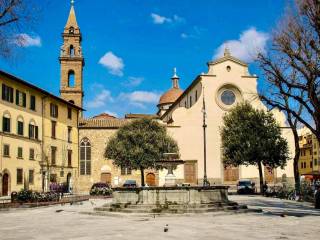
[{"x1": 315, "y1": 185, "x2": 320, "y2": 209}]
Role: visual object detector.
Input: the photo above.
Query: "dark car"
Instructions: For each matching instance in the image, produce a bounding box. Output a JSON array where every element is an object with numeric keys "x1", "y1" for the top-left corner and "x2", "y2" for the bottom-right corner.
[
  {"x1": 122, "y1": 180, "x2": 137, "y2": 188},
  {"x1": 237, "y1": 179, "x2": 256, "y2": 194}
]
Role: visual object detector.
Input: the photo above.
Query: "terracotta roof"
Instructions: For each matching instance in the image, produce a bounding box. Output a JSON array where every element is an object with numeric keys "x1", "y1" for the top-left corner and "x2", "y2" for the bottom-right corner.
[
  {"x1": 92, "y1": 113, "x2": 116, "y2": 119},
  {"x1": 79, "y1": 118, "x2": 129, "y2": 129},
  {"x1": 158, "y1": 87, "x2": 183, "y2": 106},
  {"x1": 125, "y1": 113, "x2": 159, "y2": 119}
]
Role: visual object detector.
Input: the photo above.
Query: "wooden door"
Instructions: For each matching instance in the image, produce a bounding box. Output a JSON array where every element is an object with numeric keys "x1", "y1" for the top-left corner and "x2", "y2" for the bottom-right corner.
[
  {"x1": 146, "y1": 173, "x2": 156, "y2": 186},
  {"x1": 101, "y1": 173, "x2": 111, "y2": 185},
  {"x1": 184, "y1": 161, "x2": 197, "y2": 184},
  {"x1": 224, "y1": 166, "x2": 239, "y2": 182},
  {"x1": 2, "y1": 173, "x2": 9, "y2": 196}
]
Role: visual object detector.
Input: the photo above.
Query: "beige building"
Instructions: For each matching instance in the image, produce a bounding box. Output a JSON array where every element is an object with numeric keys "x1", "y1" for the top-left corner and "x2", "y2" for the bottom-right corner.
[{"x1": 0, "y1": 70, "x2": 81, "y2": 196}]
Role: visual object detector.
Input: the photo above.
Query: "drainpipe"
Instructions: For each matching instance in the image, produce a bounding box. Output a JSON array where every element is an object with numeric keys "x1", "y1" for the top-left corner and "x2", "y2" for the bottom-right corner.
[{"x1": 41, "y1": 95, "x2": 48, "y2": 192}]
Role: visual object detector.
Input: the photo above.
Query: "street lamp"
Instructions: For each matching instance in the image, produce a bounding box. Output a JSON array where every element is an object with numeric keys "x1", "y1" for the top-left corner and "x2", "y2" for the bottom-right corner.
[{"x1": 202, "y1": 87, "x2": 210, "y2": 186}]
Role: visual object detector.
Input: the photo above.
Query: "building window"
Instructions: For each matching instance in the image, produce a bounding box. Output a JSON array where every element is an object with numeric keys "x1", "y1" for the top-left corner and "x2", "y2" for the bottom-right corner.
[
  {"x1": 310, "y1": 161, "x2": 313, "y2": 168},
  {"x1": 29, "y1": 170, "x2": 34, "y2": 185},
  {"x1": 68, "y1": 127, "x2": 72, "y2": 143},
  {"x1": 309, "y1": 149, "x2": 312, "y2": 155},
  {"x1": 17, "y1": 120, "x2": 24, "y2": 135},
  {"x1": 51, "y1": 121, "x2": 56, "y2": 138},
  {"x1": 29, "y1": 123, "x2": 38, "y2": 139},
  {"x1": 15, "y1": 89, "x2": 26, "y2": 107},
  {"x1": 70, "y1": 45, "x2": 75, "y2": 57},
  {"x1": 68, "y1": 70, "x2": 75, "y2": 87},
  {"x1": 68, "y1": 149, "x2": 72, "y2": 167},
  {"x1": 17, "y1": 168, "x2": 23, "y2": 184},
  {"x1": 221, "y1": 90, "x2": 236, "y2": 105},
  {"x1": 121, "y1": 167, "x2": 132, "y2": 175},
  {"x1": 301, "y1": 162, "x2": 303, "y2": 168},
  {"x1": 67, "y1": 107, "x2": 72, "y2": 119},
  {"x1": 315, "y1": 159, "x2": 318, "y2": 166},
  {"x1": 29, "y1": 148, "x2": 35, "y2": 160},
  {"x1": 3, "y1": 144, "x2": 10, "y2": 157},
  {"x1": 50, "y1": 174, "x2": 57, "y2": 183},
  {"x1": 51, "y1": 146, "x2": 57, "y2": 165},
  {"x1": 50, "y1": 103, "x2": 58, "y2": 118},
  {"x1": 1, "y1": 84, "x2": 14, "y2": 103},
  {"x1": 80, "y1": 138, "x2": 91, "y2": 175},
  {"x1": 3, "y1": 116, "x2": 11, "y2": 132},
  {"x1": 17, "y1": 147, "x2": 23, "y2": 159},
  {"x1": 303, "y1": 162, "x2": 306, "y2": 168},
  {"x1": 30, "y1": 95, "x2": 36, "y2": 111}
]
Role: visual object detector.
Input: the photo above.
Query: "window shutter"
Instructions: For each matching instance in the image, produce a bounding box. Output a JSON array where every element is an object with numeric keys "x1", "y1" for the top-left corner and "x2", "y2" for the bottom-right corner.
[
  {"x1": 1, "y1": 84, "x2": 5, "y2": 100},
  {"x1": 22, "y1": 93, "x2": 26, "y2": 107},
  {"x1": 35, "y1": 126, "x2": 38, "y2": 139},
  {"x1": 16, "y1": 89, "x2": 19, "y2": 105},
  {"x1": 29, "y1": 124, "x2": 32, "y2": 138}
]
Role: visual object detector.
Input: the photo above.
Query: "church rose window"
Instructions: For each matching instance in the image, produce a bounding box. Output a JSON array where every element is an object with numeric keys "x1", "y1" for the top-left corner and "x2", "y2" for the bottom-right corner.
[{"x1": 221, "y1": 90, "x2": 236, "y2": 105}]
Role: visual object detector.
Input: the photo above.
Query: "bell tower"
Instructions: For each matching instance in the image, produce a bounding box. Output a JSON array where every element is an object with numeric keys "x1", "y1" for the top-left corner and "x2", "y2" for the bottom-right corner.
[{"x1": 59, "y1": 1, "x2": 84, "y2": 109}]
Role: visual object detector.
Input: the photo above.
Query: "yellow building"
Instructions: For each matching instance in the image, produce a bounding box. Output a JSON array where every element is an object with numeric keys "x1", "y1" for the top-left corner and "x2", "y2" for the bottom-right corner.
[
  {"x1": 298, "y1": 128, "x2": 320, "y2": 180},
  {"x1": 0, "y1": 70, "x2": 82, "y2": 196}
]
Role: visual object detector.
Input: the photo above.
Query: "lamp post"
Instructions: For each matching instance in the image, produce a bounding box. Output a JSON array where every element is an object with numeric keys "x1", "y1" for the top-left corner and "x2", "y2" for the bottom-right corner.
[{"x1": 202, "y1": 87, "x2": 210, "y2": 186}]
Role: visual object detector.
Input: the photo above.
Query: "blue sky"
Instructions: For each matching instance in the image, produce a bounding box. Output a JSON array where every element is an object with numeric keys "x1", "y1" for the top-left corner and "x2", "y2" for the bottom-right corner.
[{"x1": 0, "y1": 0, "x2": 288, "y2": 118}]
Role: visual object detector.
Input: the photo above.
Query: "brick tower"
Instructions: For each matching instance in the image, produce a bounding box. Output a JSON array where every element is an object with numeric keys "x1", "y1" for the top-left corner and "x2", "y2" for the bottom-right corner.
[{"x1": 59, "y1": 2, "x2": 84, "y2": 109}]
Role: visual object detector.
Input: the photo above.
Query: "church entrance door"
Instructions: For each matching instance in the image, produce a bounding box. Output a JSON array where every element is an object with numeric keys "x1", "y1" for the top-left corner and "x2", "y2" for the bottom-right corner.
[
  {"x1": 146, "y1": 173, "x2": 156, "y2": 186},
  {"x1": 101, "y1": 173, "x2": 111, "y2": 185}
]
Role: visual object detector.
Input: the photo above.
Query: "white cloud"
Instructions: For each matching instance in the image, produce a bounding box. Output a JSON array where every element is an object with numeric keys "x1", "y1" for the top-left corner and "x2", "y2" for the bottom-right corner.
[
  {"x1": 86, "y1": 89, "x2": 113, "y2": 108},
  {"x1": 122, "y1": 76, "x2": 144, "y2": 87},
  {"x1": 119, "y1": 91, "x2": 161, "y2": 108},
  {"x1": 14, "y1": 33, "x2": 41, "y2": 47},
  {"x1": 181, "y1": 33, "x2": 188, "y2": 39},
  {"x1": 151, "y1": 13, "x2": 185, "y2": 25},
  {"x1": 213, "y1": 27, "x2": 269, "y2": 63},
  {"x1": 99, "y1": 51, "x2": 124, "y2": 76}
]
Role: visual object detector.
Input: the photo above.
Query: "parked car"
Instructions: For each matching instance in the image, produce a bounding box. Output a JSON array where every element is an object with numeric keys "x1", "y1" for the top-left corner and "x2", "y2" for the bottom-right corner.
[
  {"x1": 237, "y1": 179, "x2": 256, "y2": 194},
  {"x1": 122, "y1": 180, "x2": 137, "y2": 188}
]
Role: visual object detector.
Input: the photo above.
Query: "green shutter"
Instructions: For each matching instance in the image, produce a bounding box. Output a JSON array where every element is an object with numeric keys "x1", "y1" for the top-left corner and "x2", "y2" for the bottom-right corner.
[{"x1": 16, "y1": 89, "x2": 19, "y2": 105}]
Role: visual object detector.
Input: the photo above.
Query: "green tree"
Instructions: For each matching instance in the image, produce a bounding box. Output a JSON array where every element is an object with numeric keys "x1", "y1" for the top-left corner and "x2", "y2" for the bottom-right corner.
[
  {"x1": 105, "y1": 118, "x2": 179, "y2": 186},
  {"x1": 221, "y1": 102, "x2": 289, "y2": 193}
]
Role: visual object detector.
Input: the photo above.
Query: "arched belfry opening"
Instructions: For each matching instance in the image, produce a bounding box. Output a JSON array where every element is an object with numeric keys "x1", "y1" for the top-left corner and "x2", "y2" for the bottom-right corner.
[{"x1": 70, "y1": 45, "x2": 75, "y2": 57}]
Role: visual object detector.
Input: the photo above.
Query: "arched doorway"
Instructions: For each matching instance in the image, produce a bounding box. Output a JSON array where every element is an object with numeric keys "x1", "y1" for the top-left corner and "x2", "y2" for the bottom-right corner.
[
  {"x1": 146, "y1": 173, "x2": 156, "y2": 186},
  {"x1": 2, "y1": 173, "x2": 9, "y2": 196},
  {"x1": 66, "y1": 173, "x2": 72, "y2": 193}
]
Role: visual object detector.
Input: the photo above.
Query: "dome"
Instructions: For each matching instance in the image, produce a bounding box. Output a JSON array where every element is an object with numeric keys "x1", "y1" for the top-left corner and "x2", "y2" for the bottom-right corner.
[{"x1": 158, "y1": 87, "x2": 183, "y2": 106}]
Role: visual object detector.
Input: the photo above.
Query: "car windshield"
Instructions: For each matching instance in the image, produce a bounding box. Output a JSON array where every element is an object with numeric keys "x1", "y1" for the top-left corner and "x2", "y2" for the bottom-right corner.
[{"x1": 239, "y1": 181, "x2": 251, "y2": 186}]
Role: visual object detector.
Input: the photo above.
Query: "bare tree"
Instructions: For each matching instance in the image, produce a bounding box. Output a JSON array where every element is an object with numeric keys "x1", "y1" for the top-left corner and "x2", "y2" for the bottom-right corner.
[
  {"x1": 0, "y1": 0, "x2": 38, "y2": 58},
  {"x1": 258, "y1": 0, "x2": 320, "y2": 191}
]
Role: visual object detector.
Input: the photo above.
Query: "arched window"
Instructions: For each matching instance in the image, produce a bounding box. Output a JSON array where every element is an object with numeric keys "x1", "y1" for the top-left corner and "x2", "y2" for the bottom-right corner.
[
  {"x1": 80, "y1": 138, "x2": 91, "y2": 175},
  {"x1": 69, "y1": 27, "x2": 74, "y2": 34},
  {"x1": 68, "y1": 70, "x2": 75, "y2": 87},
  {"x1": 3, "y1": 112, "x2": 11, "y2": 133},
  {"x1": 69, "y1": 45, "x2": 75, "y2": 57},
  {"x1": 17, "y1": 116, "x2": 24, "y2": 136},
  {"x1": 28, "y1": 119, "x2": 38, "y2": 139}
]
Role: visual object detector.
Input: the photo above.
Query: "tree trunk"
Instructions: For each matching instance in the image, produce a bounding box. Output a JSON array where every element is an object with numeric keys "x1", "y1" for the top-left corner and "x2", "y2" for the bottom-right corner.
[
  {"x1": 140, "y1": 167, "x2": 145, "y2": 187},
  {"x1": 258, "y1": 161, "x2": 264, "y2": 194},
  {"x1": 292, "y1": 131, "x2": 301, "y2": 194}
]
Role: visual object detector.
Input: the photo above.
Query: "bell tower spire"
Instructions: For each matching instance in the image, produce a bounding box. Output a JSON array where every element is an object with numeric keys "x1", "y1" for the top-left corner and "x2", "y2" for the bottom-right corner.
[{"x1": 59, "y1": 1, "x2": 84, "y2": 110}]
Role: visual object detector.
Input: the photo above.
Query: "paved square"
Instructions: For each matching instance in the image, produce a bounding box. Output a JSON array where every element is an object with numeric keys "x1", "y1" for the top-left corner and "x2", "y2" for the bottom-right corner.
[{"x1": 0, "y1": 196, "x2": 319, "y2": 240}]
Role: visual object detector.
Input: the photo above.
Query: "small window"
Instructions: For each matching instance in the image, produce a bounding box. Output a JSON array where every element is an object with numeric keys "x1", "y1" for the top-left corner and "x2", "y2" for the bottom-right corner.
[
  {"x1": 3, "y1": 144, "x2": 10, "y2": 157},
  {"x1": 68, "y1": 149, "x2": 72, "y2": 167},
  {"x1": 29, "y1": 148, "x2": 35, "y2": 160},
  {"x1": 310, "y1": 161, "x2": 313, "y2": 168},
  {"x1": 70, "y1": 45, "x2": 75, "y2": 57},
  {"x1": 68, "y1": 107, "x2": 72, "y2": 119},
  {"x1": 17, "y1": 147, "x2": 23, "y2": 159},
  {"x1": 314, "y1": 159, "x2": 318, "y2": 166},
  {"x1": 29, "y1": 123, "x2": 38, "y2": 139},
  {"x1": 17, "y1": 120, "x2": 24, "y2": 135},
  {"x1": 30, "y1": 95, "x2": 36, "y2": 111},
  {"x1": 51, "y1": 146, "x2": 57, "y2": 165},
  {"x1": 29, "y1": 170, "x2": 34, "y2": 185},
  {"x1": 121, "y1": 167, "x2": 132, "y2": 175},
  {"x1": 309, "y1": 149, "x2": 312, "y2": 155},
  {"x1": 1, "y1": 84, "x2": 14, "y2": 103},
  {"x1": 226, "y1": 66, "x2": 231, "y2": 72},
  {"x1": 3, "y1": 116, "x2": 11, "y2": 132},
  {"x1": 301, "y1": 162, "x2": 303, "y2": 168},
  {"x1": 68, "y1": 127, "x2": 72, "y2": 143},
  {"x1": 50, "y1": 103, "x2": 58, "y2": 118},
  {"x1": 68, "y1": 70, "x2": 75, "y2": 87},
  {"x1": 304, "y1": 162, "x2": 306, "y2": 168},
  {"x1": 50, "y1": 174, "x2": 57, "y2": 183},
  {"x1": 15, "y1": 90, "x2": 26, "y2": 107},
  {"x1": 51, "y1": 121, "x2": 56, "y2": 138},
  {"x1": 69, "y1": 27, "x2": 74, "y2": 34},
  {"x1": 17, "y1": 169, "x2": 23, "y2": 184}
]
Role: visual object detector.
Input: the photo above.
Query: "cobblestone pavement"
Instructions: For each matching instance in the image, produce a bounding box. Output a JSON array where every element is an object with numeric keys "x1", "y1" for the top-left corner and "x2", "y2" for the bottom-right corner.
[{"x1": 0, "y1": 195, "x2": 319, "y2": 240}]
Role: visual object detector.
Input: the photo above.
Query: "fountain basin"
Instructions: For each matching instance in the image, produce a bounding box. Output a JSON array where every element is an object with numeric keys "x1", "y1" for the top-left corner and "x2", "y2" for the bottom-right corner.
[{"x1": 111, "y1": 186, "x2": 229, "y2": 205}]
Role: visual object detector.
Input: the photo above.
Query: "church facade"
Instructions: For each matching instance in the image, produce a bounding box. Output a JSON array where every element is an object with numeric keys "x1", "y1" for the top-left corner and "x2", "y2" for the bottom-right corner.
[{"x1": 59, "y1": 4, "x2": 294, "y2": 193}]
